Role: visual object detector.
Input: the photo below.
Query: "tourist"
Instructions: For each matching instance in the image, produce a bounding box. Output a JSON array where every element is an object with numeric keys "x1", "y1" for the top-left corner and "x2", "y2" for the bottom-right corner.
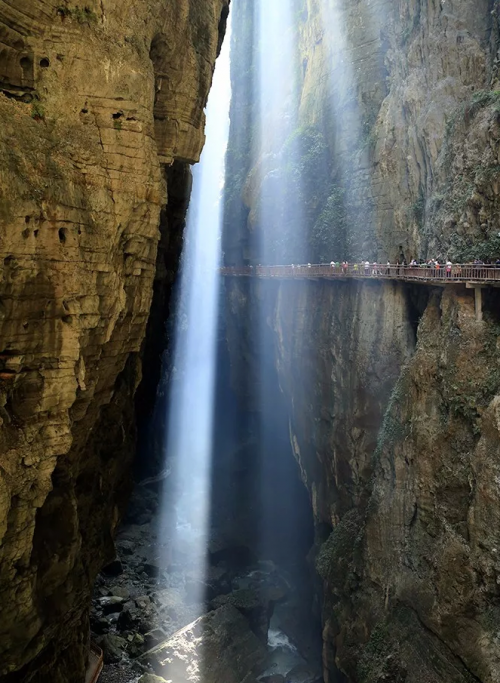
[
  {"x1": 446, "y1": 260, "x2": 452, "y2": 277},
  {"x1": 364, "y1": 260, "x2": 370, "y2": 275}
]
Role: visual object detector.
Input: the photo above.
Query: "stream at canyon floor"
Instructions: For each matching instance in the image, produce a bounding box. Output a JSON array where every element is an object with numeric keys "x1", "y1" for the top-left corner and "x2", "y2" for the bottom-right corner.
[
  {"x1": 91, "y1": 472, "x2": 322, "y2": 683},
  {"x1": 91, "y1": 432, "x2": 322, "y2": 683}
]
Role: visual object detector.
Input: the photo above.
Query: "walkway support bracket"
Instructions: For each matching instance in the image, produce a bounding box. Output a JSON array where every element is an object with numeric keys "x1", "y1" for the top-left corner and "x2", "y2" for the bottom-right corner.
[{"x1": 466, "y1": 283, "x2": 485, "y2": 322}]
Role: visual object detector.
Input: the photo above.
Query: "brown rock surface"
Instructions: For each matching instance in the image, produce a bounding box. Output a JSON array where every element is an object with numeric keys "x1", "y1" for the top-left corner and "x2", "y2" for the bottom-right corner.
[{"x1": 0, "y1": 0, "x2": 228, "y2": 681}]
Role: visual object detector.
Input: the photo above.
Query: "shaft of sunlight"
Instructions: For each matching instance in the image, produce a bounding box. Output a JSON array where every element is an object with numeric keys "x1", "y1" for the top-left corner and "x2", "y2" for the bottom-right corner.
[
  {"x1": 317, "y1": 0, "x2": 361, "y2": 157},
  {"x1": 254, "y1": 0, "x2": 303, "y2": 264},
  {"x1": 159, "y1": 16, "x2": 232, "y2": 607},
  {"x1": 249, "y1": 0, "x2": 310, "y2": 565}
]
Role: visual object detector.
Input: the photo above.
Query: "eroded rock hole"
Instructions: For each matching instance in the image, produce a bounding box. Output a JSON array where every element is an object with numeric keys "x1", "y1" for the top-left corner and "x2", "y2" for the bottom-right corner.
[
  {"x1": 112, "y1": 112, "x2": 123, "y2": 120},
  {"x1": 404, "y1": 283, "x2": 431, "y2": 338},
  {"x1": 20, "y1": 56, "x2": 32, "y2": 70},
  {"x1": 58, "y1": 228, "x2": 67, "y2": 244},
  {"x1": 39, "y1": 58, "x2": 50, "y2": 68}
]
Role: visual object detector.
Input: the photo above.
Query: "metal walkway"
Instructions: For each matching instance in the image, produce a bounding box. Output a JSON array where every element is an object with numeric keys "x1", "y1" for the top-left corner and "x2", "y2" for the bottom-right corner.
[
  {"x1": 221, "y1": 263, "x2": 500, "y2": 321},
  {"x1": 220, "y1": 263, "x2": 500, "y2": 284}
]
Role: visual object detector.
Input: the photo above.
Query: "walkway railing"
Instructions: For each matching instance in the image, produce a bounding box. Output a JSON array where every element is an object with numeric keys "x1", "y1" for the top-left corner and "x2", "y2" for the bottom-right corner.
[{"x1": 220, "y1": 264, "x2": 500, "y2": 284}]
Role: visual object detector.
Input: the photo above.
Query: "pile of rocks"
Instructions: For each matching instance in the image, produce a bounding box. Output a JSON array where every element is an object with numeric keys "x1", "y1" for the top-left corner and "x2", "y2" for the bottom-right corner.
[{"x1": 90, "y1": 501, "x2": 312, "y2": 683}]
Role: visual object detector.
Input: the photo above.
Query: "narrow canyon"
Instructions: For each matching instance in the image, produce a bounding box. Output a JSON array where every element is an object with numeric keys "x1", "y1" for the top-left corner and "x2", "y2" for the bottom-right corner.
[{"x1": 1, "y1": 1, "x2": 500, "y2": 683}]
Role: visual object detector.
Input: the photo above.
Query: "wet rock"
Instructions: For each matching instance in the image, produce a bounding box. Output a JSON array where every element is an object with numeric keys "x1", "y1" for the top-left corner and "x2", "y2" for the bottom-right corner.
[
  {"x1": 260, "y1": 676, "x2": 285, "y2": 683},
  {"x1": 211, "y1": 588, "x2": 273, "y2": 643},
  {"x1": 136, "y1": 595, "x2": 152, "y2": 609},
  {"x1": 141, "y1": 604, "x2": 267, "y2": 682},
  {"x1": 138, "y1": 675, "x2": 168, "y2": 683},
  {"x1": 100, "y1": 596, "x2": 125, "y2": 615},
  {"x1": 127, "y1": 632, "x2": 146, "y2": 658},
  {"x1": 99, "y1": 634, "x2": 128, "y2": 664},
  {"x1": 111, "y1": 585, "x2": 131, "y2": 599}
]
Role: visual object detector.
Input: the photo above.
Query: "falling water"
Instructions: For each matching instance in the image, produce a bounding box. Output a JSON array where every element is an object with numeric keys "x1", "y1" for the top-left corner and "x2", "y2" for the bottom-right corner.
[{"x1": 157, "y1": 17, "x2": 231, "y2": 604}]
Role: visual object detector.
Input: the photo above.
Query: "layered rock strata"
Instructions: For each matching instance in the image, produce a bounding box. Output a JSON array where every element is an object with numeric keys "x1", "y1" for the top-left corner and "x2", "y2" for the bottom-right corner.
[{"x1": 0, "y1": 1, "x2": 228, "y2": 681}]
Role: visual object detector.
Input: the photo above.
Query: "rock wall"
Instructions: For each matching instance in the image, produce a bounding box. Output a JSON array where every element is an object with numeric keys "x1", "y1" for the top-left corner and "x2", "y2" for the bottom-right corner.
[
  {"x1": 223, "y1": 0, "x2": 500, "y2": 681},
  {"x1": 0, "y1": 1, "x2": 228, "y2": 681}
]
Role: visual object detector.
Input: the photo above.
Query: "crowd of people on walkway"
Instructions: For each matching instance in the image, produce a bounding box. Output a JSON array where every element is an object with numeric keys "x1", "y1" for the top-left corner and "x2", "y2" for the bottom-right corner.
[
  {"x1": 320, "y1": 258, "x2": 500, "y2": 277},
  {"x1": 224, "y1": 258, "x2": 500, "y2": 281}
]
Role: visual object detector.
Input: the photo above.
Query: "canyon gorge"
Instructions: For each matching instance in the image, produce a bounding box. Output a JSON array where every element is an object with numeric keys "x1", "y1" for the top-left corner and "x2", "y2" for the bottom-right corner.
[{"x1": 2, "y1": 1, "x2": 500, "y2": 683}]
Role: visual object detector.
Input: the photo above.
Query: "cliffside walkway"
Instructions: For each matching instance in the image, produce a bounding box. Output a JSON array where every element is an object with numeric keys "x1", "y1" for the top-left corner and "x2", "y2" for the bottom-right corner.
[{"x1": 221, "y1": 264, "x2": 500, "y2": 321}]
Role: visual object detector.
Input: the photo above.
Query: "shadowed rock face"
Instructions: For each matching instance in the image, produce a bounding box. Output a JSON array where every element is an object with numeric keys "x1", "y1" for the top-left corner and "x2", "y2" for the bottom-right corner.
[
  {"x1": 223, "y1": 1, "x2": 500, "y2": 682},
  {"x1": 0, "y1": 1, "x2": 228, "y2": 681}
]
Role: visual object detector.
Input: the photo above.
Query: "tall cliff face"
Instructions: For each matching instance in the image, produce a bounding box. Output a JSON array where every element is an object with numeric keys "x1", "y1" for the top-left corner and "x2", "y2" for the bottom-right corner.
[
  {"x1": 224, "y1": 1, "x2": 500, "y2": 681},
  {"x1": 0, "y1": 1, "x2": 228, "y2": 681}
]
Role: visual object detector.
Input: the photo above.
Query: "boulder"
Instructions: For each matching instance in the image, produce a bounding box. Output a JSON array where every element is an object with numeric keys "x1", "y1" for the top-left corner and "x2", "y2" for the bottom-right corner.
[
  {"x1": 111, "y1": 585, "x2": 131, "y2": 599},
  {"x1": 100, "y1": 596, "x2": 125, "y2": 614},
  {"x1": 141, "y1": 560, "x2": 162, "y2": 578},
  {"x1": 127, "y1": 633, "x2": 146, "y2": 658},
  {"x1": 117, "y1": 600, "x2": 157, "y2": 635},
  {"x1": 138, "y1": 675, "x2": 168, "y2": 683},
  {"x1": 141, "y1": 605, "x2": 267, "y2": 683},
  {"x1": 211, "y1": 588, "x2": 273, "y2": 642},
  {"x1": 99, "y1": 634, "x2": 128, "y2": 664},
  {"x1": 285, "y1": 664, "x2": 322, "y2": 683},
  {"x1": 90, "y1": 615, "x2": 111, "y2": 635},
  {"x1": 144, "y1": 628, "x2": 167, "y2": 650}
]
